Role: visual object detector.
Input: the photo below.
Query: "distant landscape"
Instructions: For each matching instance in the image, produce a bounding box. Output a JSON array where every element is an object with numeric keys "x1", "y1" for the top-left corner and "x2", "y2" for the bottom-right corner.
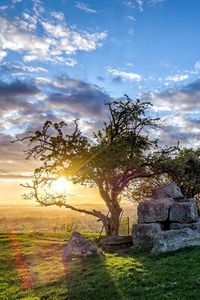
[{"x1": 0, "y1": 205, "x2": 137, "y2": 233}]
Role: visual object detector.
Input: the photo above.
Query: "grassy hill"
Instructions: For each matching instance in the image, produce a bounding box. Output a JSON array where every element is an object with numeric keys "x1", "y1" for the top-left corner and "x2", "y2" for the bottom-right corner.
[{"x1": 1, "y1": 232, "x2": 200, "y2": 300}]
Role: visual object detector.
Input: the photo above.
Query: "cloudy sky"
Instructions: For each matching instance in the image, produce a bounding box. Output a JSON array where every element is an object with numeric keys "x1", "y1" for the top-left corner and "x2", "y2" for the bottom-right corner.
[{"x1": 0, "y1": 0, "x2": 200, "y2": 207}]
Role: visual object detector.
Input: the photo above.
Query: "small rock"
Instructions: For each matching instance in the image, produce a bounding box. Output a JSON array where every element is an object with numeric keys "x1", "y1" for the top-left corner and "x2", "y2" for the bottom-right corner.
[{"x1": 63, "y1": 231, "x2": 101, "y2": 260}]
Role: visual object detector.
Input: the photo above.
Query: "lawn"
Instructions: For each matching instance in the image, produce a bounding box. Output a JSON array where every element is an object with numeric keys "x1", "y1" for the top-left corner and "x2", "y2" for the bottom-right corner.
[{"x1": 1, "y1": 232, "x2": 200, "y2": 300}]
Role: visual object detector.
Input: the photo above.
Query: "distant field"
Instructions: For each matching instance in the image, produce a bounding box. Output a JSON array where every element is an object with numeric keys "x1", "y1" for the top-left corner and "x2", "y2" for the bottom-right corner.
[
  {"x1": 0, "y1": 206, "x2": 103, "y2": 233},
  {"x1": 0, "y1": 206, "x2": 136, "y2": 233},
  {"x1": 1, "y1": 232, "x2": 200, "y2": 299}
]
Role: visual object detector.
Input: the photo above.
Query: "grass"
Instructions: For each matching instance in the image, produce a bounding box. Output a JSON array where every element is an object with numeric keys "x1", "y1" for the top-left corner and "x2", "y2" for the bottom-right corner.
[{"x1": 1, "y1": 232, "x2": 200, "y2": 299}]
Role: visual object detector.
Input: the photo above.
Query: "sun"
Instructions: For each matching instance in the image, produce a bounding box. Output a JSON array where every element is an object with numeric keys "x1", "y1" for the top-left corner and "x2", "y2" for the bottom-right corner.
[{"x1": 52, "y1": 177, "x2": 70, "y2": 192}]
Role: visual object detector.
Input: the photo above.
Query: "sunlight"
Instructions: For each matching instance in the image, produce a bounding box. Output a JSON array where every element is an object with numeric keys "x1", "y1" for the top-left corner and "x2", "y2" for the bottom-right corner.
[{"x1": 52, "y1": 177, "x2": 70, "y2": 192}]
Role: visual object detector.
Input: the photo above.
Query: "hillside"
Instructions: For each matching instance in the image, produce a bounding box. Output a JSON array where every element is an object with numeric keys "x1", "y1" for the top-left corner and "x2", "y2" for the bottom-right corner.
[{"x1": 1, "y1": 232, "x2": 200, "y2": 300}]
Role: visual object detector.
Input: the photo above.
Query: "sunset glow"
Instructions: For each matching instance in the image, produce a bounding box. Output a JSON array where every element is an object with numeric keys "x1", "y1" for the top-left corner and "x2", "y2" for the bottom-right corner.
[{"x1": 52, "y1": 177, "x2": 70, "y2": 192}]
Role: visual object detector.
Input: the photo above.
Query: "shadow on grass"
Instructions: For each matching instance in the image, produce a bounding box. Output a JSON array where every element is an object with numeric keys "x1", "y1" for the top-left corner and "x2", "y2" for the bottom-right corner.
[
  {"x1": 2, "y1": 233, "x2": 200, "y2": 300},
  {"x1": 65, "y1": 255, "x2": 126, "y2": 300}
]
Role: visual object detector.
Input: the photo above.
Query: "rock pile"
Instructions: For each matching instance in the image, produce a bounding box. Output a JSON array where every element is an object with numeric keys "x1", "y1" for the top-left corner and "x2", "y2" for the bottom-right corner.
[{"x1": 132, "y1": 183, "x2": 200, "y2": 253}]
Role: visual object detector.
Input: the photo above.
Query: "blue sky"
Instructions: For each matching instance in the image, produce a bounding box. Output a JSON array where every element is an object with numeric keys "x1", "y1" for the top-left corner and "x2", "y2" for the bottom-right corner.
[
  {"x1": 1, "y1": 0, "x2": 200, "y2": 96},
  {"x1": 0, "y1": 0, "x2": 200, "y2": 181}
]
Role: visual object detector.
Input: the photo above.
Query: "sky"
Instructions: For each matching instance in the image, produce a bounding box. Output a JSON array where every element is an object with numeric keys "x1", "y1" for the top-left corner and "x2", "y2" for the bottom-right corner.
[{"x1": 0, "y1": 0, "x2": 200, "y2": 207}]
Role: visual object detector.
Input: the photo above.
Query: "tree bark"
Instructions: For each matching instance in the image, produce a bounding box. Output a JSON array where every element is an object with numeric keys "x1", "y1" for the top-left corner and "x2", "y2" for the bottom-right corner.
[{"x1": 102, "y1": 208, "x2": 121, "y2": 236}]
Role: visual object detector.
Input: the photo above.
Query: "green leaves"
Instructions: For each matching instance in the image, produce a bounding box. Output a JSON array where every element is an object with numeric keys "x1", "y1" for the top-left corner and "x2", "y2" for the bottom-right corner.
[
  {"x1": 163, "y1": 147, "x2": 200, "y2": 199},
  {"x1": 20, "y1": 96, "x2": 163, "y2": 188},
  {"x1": 17, "y1": 96, "x2": 169, "y2": 227}
]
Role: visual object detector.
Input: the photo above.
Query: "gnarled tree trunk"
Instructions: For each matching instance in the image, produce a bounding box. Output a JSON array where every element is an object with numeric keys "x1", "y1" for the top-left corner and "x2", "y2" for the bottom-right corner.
[{"x1": 102, "y1": 208, "x2": 122, "y2": 236}]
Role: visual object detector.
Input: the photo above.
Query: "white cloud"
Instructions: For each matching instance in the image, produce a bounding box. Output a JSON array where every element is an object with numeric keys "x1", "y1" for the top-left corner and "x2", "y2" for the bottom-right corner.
[
  {"x1": 22, "y1": 13, "x2": 37, "y2": 31},
  {"x1": 0, "y1": 15, "x2": 107, "y2": 64},
  {"x1": 35, "y1": 77, "x2": 52, "y2": 85},
  {"x1": 148, "y1": 0, "x2": 165, "y2": 4},
  {"x1": 126, "y1": 62, "x2": 134, "y2": 67},
  {"x1": 50, "y1": 12, "x2": 64, "y2": 20},
  {"x1": 23, "y1": 55, "x2": 41, "y2": 62},
  {"x1": 127, "y1": 15, "x2": 136, "y2": 21},
  {"x1": 65, "y1": 58, "x2": 78, "y2": 67},
  {"x1": 134, "y1": 0, "x2": 166, "y2": 11},
  {"x1": 195, "y1": 61, "x2": 200, "y2": 70},
  {"x1": 0, "y1": 51, "x2": 7, "y2": 60},
  {"x1": 166, "y1": 74, "x2": 189, "y2": 82},
  {"x1": 123, "y1": 1, "x2": 134, "y2": 8},
  {"x1": 107, "y1": 67, "x2": 142, "y2": 82},
  {"x1": 0, "y1": 5, "x2": 8, "y2": 10},
  {"x1": 76, "y1": 2, "x2": 97, "y2": 14},
  {"x1": 141, "y1": 80, "x2": 200, "y2": 147},
  {"x1": 24, "y1": 66, "x2": 48, "y2": 73},
  {"x1": 33, "y1": 0, "x2": 44, "y2": 16},
  {"x1": 0, "y1": 17, "x2": 48, "y2": 52},
  {"x1": 45, "y1": 56, "x2": 78, "y2": 66},
  {"x1": 41, "y1": 20, "x2": 107, "y2": 54},
  {"x1": 12, "y1": 0, "x2": 23, "y2": 3},
  {"x1": 0, "y1": 62, "x2": 48, "y2": 74},
  {"x1": 136, "y1": 0, "x2": 144, "y2": 11}
]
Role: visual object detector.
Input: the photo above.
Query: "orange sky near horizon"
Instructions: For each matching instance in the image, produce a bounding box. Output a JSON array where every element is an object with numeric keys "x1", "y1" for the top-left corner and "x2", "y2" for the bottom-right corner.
[
  {"x1": 0, "y1": 176, "x2": 137, "y2": 220},
  {"x1": 0, "y1": 177, "x2": 101, "y2": 206}
]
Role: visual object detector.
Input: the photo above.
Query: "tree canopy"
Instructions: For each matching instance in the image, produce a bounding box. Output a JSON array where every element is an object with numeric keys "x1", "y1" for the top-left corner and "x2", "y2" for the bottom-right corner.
[
  {"x1": 162, "y1": 147, "x2": 200, "y2": 198},
  {"x1": 16, "y1": 95, "x2": 170, "y2": 236}
]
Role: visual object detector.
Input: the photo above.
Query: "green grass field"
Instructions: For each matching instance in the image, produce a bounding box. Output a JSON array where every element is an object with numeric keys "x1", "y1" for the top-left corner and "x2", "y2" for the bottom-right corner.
[{"x1": 1, "y1": 232, "x2": 200, "y2": 300}]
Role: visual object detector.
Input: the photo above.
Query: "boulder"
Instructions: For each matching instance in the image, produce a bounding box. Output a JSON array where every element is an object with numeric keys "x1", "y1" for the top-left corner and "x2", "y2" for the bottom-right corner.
[
  {"x1": 170, "y1": 199, "x2": 198, "y2": 223},
  {"x1": 63, "y1": 231, "x2": 101, "y2": 260},
  {"x1": 137, "y1": 198, "x2": 172, "y2": 223},
  {"x1": 132, "y1": 223, "x2": 162, "y2": 247},
  {"x1": 152, "y1": 182, "x2": 183, "y2": 200},
  {"x1": 170, "y1": 220, "x2": 200, "y2": 232},
  {"x1": 151, "y1": 228, "x2": 200, "y2": 253}
]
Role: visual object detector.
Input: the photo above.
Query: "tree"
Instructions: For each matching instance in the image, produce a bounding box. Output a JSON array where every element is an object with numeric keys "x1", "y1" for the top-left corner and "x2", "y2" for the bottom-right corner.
[
  {"x1": 16, "y1": 96, "x2": 165, "y2": 236},
  {"x1": 162, "y1": 147, "x2": 200, "y2": 199}
]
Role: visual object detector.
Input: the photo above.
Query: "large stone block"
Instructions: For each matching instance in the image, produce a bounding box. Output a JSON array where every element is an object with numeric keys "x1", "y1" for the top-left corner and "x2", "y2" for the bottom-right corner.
[
  {"x1": 170, "y1": 220, "x2": 200, "y2": 232},
  {"x1": 151, "y1": 228, "x2": 200, "y2": 253},
  {"x1": 170, "y1": 199, "x2": 198, "y2": 223},
  {"x1": 152, "y1": 182, "x2": 183, "y2": 200},
  {"x1": 137, "y1": 198, "x2": 172, "y2": 223},
  {"x1": 132, "y1": 223, "x2": 162, "y2": 247}
]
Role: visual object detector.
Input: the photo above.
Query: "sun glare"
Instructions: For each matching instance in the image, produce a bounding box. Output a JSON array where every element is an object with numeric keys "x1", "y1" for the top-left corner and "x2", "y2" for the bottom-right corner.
[{"x1": 52, "y1": 177, "x2": 70, "y2": 192}]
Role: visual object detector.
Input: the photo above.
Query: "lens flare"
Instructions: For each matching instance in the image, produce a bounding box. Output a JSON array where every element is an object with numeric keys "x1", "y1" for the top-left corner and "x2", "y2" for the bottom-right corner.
[{"x1": 52, "y1": 177, "x2": 70, "y2": 192}]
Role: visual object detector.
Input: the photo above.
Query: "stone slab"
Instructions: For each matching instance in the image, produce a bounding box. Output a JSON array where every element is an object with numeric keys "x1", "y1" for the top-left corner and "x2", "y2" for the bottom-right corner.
[
  {"x1": 132, "y1": 223, "x2": 162, "y2": 247},
  {"x1": 100, "y1": 235, "x2": 133, "y2": 246},
  {"x1": 137, "y1": 198, "x2": 172, "y2": 223},
  {"x1": 170, "y1": 199, "x2": 198, "y2": 223},
  {"x1": 170, "y1": 220, "x2": 200, "y2": 232},
  {"x1": 151, "y1": 228, "x2": 200, "y2": 253}
]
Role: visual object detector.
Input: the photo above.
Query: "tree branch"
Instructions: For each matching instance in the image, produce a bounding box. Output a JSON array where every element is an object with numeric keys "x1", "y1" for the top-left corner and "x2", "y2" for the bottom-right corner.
[{"x1": 22, "y1": 179, "x2": 107, "y2": 221}]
